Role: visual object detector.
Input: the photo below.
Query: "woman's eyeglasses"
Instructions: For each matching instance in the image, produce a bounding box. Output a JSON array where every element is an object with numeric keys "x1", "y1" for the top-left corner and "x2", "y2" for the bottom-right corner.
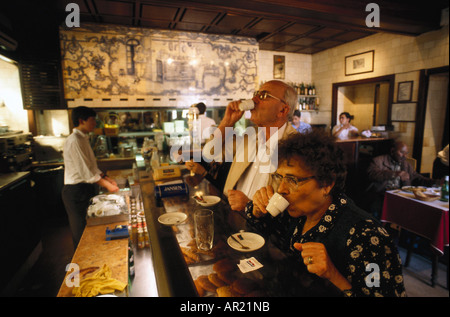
[
  {"x1": 253, "y1": 90, "x2": 287, "y2": 105},
  {"x1": 272, "y1": 172, "x2": 315, "y2": 190}
]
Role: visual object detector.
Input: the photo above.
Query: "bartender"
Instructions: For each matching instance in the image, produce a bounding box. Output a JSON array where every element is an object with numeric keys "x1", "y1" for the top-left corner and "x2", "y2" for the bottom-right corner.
[{"x1": 62, "y1": 106, "x2": 119, "y2": 249}]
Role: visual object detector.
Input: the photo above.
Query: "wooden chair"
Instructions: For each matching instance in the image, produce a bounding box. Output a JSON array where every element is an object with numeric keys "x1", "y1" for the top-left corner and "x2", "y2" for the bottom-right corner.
[{"x1": 406, "y1": 157, "x2": 417, "y2": 171}]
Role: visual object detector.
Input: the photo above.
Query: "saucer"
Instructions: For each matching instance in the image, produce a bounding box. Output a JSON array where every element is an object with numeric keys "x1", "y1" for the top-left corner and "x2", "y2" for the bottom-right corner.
[
  {"x1": 194, "y1": 195, "x2": 221, "y2": 207},
  {"x1": 158, "y1": 212, "x2": 187, "y2": 226},
  {"x1": 227, "y1": 232, "x2": 265, "y2": 252}
]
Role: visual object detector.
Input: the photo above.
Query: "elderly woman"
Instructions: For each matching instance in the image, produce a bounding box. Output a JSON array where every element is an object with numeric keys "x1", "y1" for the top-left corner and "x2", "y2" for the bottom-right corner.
[{"x1": 245, "y1": 130, "x2": 406, "y2": 297}]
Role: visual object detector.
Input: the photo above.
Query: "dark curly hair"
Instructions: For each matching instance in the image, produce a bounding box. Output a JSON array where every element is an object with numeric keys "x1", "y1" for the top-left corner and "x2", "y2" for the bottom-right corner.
[{"x1": 277, "y1": 129, "x2": 347, "y2": 197}]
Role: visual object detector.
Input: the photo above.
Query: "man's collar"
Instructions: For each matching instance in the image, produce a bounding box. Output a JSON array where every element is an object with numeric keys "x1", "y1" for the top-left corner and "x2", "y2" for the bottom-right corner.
[{"x1": 74, "y1": 128, "x2": 88, "y2": 138}]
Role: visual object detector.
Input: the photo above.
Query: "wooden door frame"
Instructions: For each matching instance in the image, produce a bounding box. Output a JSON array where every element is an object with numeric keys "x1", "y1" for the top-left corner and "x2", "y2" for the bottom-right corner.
[
  {"x1": 414, "y1": 65, "x2": 449, "y2": 171},
  {"x1": 331, "y1": 75, "x2": 395, "y2": 128}
]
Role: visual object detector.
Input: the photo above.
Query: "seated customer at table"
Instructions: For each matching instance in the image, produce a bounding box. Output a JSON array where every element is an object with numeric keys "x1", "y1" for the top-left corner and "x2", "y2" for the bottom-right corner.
[
  {"x1": 367, "y1": 140, "x2": 436, "y2": 194},
  {"x1": 331, "y1": 112, "x2": 358, "y2": 139},
  {"x1": 291, "y1": 109, "x2": 312, "y2": 134},
  {"x1": 245, "y1": 131, "x2": 406, "y2": 297}
]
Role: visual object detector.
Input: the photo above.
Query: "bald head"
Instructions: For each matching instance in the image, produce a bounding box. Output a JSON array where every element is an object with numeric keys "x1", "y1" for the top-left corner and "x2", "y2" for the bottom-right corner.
[{"x1": 264, "y1": 80, "x2": 297, "y2": 118}]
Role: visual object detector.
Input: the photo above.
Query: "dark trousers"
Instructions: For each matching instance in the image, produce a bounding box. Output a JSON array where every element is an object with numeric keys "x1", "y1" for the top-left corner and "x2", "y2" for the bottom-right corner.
[{"x1": 62, "y1": 183, "x2": 97, "y2": 249}]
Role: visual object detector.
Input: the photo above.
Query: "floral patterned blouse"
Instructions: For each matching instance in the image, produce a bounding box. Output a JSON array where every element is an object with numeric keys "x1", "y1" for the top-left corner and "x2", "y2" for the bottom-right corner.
[{"x1": 245, "y1": 193, "x2": 406, "y2": 297}]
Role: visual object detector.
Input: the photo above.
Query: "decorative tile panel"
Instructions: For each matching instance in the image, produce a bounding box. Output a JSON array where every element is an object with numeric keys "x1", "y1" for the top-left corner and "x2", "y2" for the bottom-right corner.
[{"x1": 60, "y1": 23, "x2": 258, "y2": 106}]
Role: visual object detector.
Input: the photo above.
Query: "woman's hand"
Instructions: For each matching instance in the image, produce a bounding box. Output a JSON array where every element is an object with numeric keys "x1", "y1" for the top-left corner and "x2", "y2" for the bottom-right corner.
[
  {"x1": 227, "y1": 189, "x2": 250, "y2": 212},
  {"x1": 294, "y1": 242, "x2": 352, "y2": 291},
  {"x1": 251, "y1": 185, "x2": 275, "y2": 217}
]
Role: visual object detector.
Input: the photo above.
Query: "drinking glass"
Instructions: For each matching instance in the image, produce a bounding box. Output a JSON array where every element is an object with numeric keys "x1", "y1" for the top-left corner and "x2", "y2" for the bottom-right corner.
[{"x1": 194, "y1": 209, "x2": 214, "y2": 251}]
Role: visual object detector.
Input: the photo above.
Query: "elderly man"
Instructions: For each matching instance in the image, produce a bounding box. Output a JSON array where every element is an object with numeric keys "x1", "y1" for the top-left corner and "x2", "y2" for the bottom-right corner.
[
  {"x1": 365, "y1": 140, "x2": 435, "y2": 218},
  {"x1": 208, "y1": 80, "x2": 298, "y2": 212},
  {"x1": 367, "y1": 140, "x2": 435, "y2": 193}
]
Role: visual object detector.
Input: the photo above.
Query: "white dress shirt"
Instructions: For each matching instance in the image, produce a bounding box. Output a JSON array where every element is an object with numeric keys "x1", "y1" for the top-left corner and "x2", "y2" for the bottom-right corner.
[
  {"x1": 235, "y1": 123, "x2": 287, "y2": 199},
  {"x1": 63, "y1": 128, "x2": 102, "y2": 185},
  {"x1": 332, "y1": 124, "x2": 358, "y2": 139}
]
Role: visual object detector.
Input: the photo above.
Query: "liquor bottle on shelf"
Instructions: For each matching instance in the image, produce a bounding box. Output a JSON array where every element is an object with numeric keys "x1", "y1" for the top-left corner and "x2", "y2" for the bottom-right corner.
[{"x1": 300, "y1": 83, "x2": 305, "y2": 95}]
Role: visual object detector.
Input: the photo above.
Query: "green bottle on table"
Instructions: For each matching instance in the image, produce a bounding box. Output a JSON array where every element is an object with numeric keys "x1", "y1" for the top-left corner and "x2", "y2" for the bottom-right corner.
[{"x1": 440, "y1": 175, "x2": 449, "y2": 202}]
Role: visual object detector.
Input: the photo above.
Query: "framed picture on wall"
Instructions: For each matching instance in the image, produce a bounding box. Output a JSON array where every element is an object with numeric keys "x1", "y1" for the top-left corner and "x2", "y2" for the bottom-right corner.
[
  {"x1": 397, "y1": 81, "x2": 413, "y2": 102},
  {"x1": 345, "y1": 50, "x2": 374, "y2": 76},
  {"x1": 273, "y1": 55, "x2": 285, "y2": 79},
  {"x1": 391, "y1": 102, "x2": 417, "y2": 122}
]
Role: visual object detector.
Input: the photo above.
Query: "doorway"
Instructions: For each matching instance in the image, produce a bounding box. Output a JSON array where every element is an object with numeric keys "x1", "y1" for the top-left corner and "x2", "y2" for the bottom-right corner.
[
  {"x1": 332, "y1": 75, "x2": 395, "y2": 131},
  {"x1": 415, "y1": 66, "x2": 449, "y2": 174}
]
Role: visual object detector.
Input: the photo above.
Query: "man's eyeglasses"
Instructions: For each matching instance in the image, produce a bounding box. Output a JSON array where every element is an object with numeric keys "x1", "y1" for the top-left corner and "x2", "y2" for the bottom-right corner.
[
  {"x1": 272, "y1": 172, "x2": 315, "y2": 190},
  {"x1": 253, "y1": 90, "x2": 287, "y2": 105}
]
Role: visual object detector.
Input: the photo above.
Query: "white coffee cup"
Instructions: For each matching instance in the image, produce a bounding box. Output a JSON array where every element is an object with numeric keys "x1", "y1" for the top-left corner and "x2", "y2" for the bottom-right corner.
[
  {"x1": 239, "y1": 99, "x2": 255, "y2": 111},
  {"x1": 266, "y1": 193, "x2": 289, "y2": 217}
]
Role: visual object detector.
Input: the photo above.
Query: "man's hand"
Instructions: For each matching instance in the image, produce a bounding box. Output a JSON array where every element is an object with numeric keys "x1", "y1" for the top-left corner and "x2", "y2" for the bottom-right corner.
[
  {"x1": 397, "y1": 171, "x2": 410, "y2": 181},
  {"x1": 221, "y1": 101, "x2": 244, "y2": 127},
  {"x1": 185, "y1": 161, "x2": 206, "y2": 175},
  {"x1": 98, "y1": 177, "x2": 119, "y2": 193},
  {"x1": 227, "y1": 189, "x2": 250, "y2": 212}
]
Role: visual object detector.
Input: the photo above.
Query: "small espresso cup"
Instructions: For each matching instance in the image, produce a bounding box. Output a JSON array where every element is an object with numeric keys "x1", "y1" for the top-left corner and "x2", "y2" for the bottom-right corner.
[
  {"x1": 238, "y1": 99, "x2": 255, "y2": 111},
  {"x1": 266, "y1": 193, "x2": 289, "y2": 217}
]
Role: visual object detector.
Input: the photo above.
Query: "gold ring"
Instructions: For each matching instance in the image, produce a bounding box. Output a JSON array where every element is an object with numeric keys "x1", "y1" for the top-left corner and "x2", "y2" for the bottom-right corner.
[{"x1": 307, "y1": 256, "x2": 313, "y2": 265}]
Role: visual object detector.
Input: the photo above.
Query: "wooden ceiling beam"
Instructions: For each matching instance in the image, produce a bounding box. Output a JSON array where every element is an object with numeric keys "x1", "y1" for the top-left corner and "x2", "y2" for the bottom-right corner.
[{"x1": 134, "y1": 0, "x2": 444, "y2": 35}]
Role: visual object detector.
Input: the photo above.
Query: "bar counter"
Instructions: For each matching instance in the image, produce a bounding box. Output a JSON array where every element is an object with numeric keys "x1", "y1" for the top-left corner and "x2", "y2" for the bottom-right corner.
[
  {"x1": 142, "y1": 170, "x2": 343, "y2": 297},
  {"x1": 335, "y1": 136, "x2": 393, "y2": 165},
  {"x1": 58, "y1": 167, "x2": 343, "y2": 297}
]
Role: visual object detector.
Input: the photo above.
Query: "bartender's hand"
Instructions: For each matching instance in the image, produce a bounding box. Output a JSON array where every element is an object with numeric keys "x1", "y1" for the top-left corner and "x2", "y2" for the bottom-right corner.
[
  {"x1": 227, "y1": 189, "x2": 250, "y2": 212},
  {"x1": 294, "y1": 242, "x2": 352, "y2": 291},
  {"x1": 106, "y1": 182, "x2": 120, "y2": 193},
  {"x1": 104, "y1": 176, "x2": 117, "y2": 187},
  {"x1": 98, "y1": 178, "x2": 119, "y2": 192},
  {"x1": 252, "y1": 185, "x2": 274, "y2": 218}
]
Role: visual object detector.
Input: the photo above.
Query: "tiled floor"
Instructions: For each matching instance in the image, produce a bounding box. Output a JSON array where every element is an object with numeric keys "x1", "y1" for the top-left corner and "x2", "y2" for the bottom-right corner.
[
  {"x1": 399, "y1": 248, "x2": 448, "y2": 297},
  {"x1": 11, "y1": 215, "x2": 449, "y2": 297}
]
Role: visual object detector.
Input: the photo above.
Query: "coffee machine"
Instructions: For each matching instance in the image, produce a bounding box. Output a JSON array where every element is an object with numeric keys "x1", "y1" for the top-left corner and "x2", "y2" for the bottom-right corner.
[{"x1": 0, "y1": 131, "x2": 34, "y2": 172}]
